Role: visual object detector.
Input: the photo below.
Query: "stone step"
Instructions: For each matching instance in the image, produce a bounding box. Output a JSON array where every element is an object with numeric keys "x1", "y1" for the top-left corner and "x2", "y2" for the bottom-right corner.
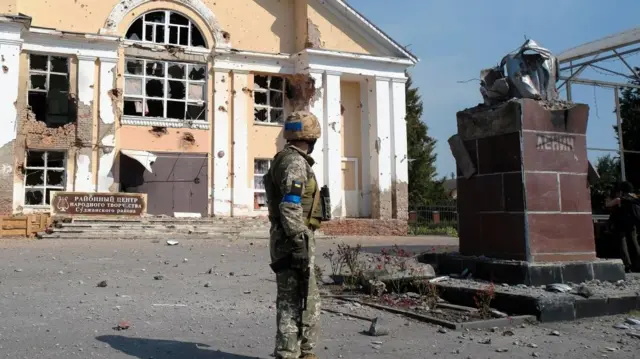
[
  {"x1": 38, "y1": 229, "x2": 327, "y2": 240},
  {"x1": 56, "y1": 223, "x2": 268, "y2": 230},
  {"x1": 38, "y1": 232, "x2": 234, "y2": 240},
  {"x1": 68, "y1": 217, "x2": 270, "y2": 224},
  {"x1": 50, "y1": 228, "x2": 230, "y2": 234}
]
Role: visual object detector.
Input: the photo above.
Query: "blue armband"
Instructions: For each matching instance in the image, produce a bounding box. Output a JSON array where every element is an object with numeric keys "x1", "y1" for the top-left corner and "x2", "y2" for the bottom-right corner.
[
  {"x1": 282, "y1": 180, "x2": 303, "y2": 204},
  {"x1": 282, "y1": 194, "x2": 301, "y2": 204}
]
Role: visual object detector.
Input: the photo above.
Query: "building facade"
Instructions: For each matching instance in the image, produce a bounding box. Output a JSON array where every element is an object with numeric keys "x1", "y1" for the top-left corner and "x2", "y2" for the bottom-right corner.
[{"x1": 0, "y1": 0, "x2": 416, "y2": 219}]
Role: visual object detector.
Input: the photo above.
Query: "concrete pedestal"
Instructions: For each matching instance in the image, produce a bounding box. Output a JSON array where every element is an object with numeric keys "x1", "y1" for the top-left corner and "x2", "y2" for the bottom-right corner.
[
  {"x1": 446, "y1": 99, "x2": 625, "y2": 284},
  {"x1": 455, "y1": 99, "x2": 597, "y2": 262}
]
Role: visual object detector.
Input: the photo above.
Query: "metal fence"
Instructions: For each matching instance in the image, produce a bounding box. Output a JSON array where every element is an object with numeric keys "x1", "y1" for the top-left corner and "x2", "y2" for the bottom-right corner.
[{"x1": 408, "y1": 202, "x2": 458, "y2": 236}]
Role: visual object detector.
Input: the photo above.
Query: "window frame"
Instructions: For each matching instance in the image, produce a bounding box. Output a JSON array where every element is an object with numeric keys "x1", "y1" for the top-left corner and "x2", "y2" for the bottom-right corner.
[
  {"x1": 27, "y1": 54, "x2": 71, "y2": 125},
  {"x1": 124, "y1": 10, "x2": 208, "y2": 49},
  {"x1": 23, "y1": 150, "x2": 67, "y2": 207},
  {"x1": 253, "y1": 75, "x2": 286, "y2": 125},
  {"x1": 122, "y1": 57, "x2": 208, "y2": 123},
  {"x1": 253, "y1": 158, "x2": 272, "y2": 209}
]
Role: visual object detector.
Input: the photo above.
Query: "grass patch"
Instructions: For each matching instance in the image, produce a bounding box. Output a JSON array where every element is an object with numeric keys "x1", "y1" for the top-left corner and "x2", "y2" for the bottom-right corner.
[{"x1": 409, "y1": 221, "x2": 458, "y2": 237}]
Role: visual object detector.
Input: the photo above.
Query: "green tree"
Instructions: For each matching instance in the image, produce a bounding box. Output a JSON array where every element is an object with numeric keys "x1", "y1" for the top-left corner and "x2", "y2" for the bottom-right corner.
[
  {"x1": 405, "y1": 72, "x2": 447, "y2": 206},
  {"x1": 615, "y1": 66, "x2": 640, "y2": 188},
  {"x1": 590, "y1": 155, "x2": 620, "y2": 214}
]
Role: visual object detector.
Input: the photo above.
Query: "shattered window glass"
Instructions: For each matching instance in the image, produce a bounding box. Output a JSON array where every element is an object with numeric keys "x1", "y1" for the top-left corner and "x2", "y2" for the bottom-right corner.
[
  {"x1": 168, "y1": 81, "x2": 186, "y2": 99},
  {"x1": 24, "y1": 150, "x2": 66, "y2": 206},
  {"x1": 146, "y1": 61, "x2": 164, "y2": 77},
  {"x1": 253, "y1": 75, "x2": 286, "y2": 124},
  {"x1": 125, "y1": 10, "x2": 207, "y2": 48},
  {"x1": 29, "y1": 55, "x2": 47, "y2": 71},
  {"x1": 254, "y1": 75, "x2": 268, "y2": 90},
  {"x1": 125, "y1": 18, "x2": 143, "y2": 41},
  {"x1": 26, "y1": 151, "x2": 45, "y2": 167},
  {"x1": 170, "y1": 13, "x2": 189, "y2": 25},
  {"x1": 188, "y1": 84, "x2": 204, "y2": 101},
  {"x1": 254, "y1": 108, "x2": 267, "y2": 122},
  {"x1": 28, "y1": 54, "x2": 71, "y2": 127},
  {"x1": 125, "y1": 60, "x2": 144, "y2": 75},
  {"x1": 29, "y1": 75, "x2": 46, "y2": 90},
  {"x1": 188, "y1": 65, "x2": 206, "y2": 81},
  {"x1": 168, "y1": 63, "x2": 186, "y2": 79},
  {"x1": 50, "y1": 57, "x2": 68, "y2": 73},
  {"x1": 124, "y1": 57, "x2": 207, "y2": 122},
  {"x1": 186, "y1": 104, "x2": 205, "y2": 120},
  {"x1": 253, "y1": 159, "x2": 271, "y2": 209},
  {"x1": 125, "y1": 78, "x2": 143, "y2": 96},
  {"x1": 145, "y1": 11, "x2": 165, "y2": 23}
]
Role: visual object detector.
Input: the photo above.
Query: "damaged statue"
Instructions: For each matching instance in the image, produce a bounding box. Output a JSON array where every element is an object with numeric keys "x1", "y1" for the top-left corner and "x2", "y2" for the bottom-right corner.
[{"x1": 480, "y1": 39, "x2": 560, "y2": 105}]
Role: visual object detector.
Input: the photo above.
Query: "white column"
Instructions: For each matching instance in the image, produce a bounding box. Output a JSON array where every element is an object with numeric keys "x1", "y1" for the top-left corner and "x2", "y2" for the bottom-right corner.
[
  {"x1": 0, "y1": 29, "x2": 23, "y2": 213},
  {"x1": 74, "y1": 55, "x2": 97, "y2": 193},
  {"x1": 213, "y1": 70, "x2": 231, "y2": 216},
  {"x1": 231, "y1": 71, "x2": 250, "y2": 216},
  {"x1": 391, "y1": 78, "x2": 409, "y2": 220},
  {"x1": 308, "y1": 71, "x2": 324, "y2": 187},
  {"x1": 359, "y1": 79, "x2": 372, "y2": 218},
  {"x1": 323, "y1": 71, "x2": 343, "y2": 217},
  {"x1": 98, "y1": 58, "x2": 117, "y2": 127},
  {"x1": 368, "y1": 77, "x2": 393, "y2": 219},
  {"x1": 97, "y1": 58, "x2": 118, "y2": 193}
]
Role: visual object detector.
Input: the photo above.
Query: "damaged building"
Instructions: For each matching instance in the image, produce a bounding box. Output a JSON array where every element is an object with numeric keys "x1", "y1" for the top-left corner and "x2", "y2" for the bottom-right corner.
[{"x1": 0, "y1": 0, "x2": 417, "y2": 219}]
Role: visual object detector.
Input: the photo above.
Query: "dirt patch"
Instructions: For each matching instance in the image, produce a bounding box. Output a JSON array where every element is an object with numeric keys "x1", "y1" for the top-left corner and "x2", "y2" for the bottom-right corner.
[
  {"x1": 366, "y1": 294, "x2": 482, "y2": 323},
  {"x1": 321, "y1": 219, "x2": 408, "y2": 236}
]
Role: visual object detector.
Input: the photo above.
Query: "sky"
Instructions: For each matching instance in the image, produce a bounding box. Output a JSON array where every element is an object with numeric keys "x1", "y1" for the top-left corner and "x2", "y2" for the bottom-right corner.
[{"x1": 348, "y1": 0, "x2": 640, "y2": 179}]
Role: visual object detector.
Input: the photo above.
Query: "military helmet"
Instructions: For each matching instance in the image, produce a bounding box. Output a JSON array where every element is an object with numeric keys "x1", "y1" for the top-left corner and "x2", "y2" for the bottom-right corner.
[{"x1": 283, "y1": 111, "x2": 321, "y2": 141}]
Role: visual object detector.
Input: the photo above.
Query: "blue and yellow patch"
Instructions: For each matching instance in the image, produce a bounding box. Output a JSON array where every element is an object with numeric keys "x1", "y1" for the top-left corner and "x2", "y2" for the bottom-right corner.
[{"x1": 282, "y1": 180, "x2": 303, "y2": 204}]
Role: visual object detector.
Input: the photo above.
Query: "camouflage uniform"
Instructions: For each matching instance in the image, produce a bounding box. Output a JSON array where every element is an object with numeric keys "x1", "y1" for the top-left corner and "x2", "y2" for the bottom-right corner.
[{"x1": 264, "y1": 111, "x2": 323, "y2": 359}]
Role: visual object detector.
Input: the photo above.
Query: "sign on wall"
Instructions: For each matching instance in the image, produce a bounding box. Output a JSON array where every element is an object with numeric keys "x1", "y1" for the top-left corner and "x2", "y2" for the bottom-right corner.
[
  {"x1": 536, "y1": 134, "x2": 575, "y2": 152},
  {"x1": 50, "y1": 192, "x2": 147, "y2": 216}
]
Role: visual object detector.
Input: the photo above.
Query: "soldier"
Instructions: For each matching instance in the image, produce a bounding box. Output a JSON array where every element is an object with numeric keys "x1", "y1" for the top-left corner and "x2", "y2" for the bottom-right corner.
[{"x1": 264, "y1": 111, "x2": 324, "y2": 359}]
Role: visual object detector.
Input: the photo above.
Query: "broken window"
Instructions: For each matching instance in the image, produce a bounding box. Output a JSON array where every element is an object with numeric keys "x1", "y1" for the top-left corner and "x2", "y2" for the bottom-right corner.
[
  {"x1": 24, "y1": 150, "x2": 66, "y2": 206},
  {"x1": 254, "y1": 75, "x2": 285, "y2": 124},
  {"x1": 28, "y1": 54, "x2": 72, "y2": 127},
  {"x1": 123, "y1": 58, "x2": 207, "y2": 122},
  {"x1": 253, "y1": 159, "x2": 271, "y2": 209},
  {"x1": 125, "y1": 10, "x2": 207, "y2": 48}
]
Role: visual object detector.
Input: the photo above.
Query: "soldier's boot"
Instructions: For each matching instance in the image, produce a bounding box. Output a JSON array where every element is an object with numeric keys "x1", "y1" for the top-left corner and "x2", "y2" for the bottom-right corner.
[{"x1": 299, "y1": 354, "x2": 319, "y2": 359}]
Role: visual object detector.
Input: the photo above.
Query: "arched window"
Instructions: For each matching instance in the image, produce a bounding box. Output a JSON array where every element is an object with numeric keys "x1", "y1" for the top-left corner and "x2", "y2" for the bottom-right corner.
[{"x1": 125, "y1": 10, "x2": 207, "y2": 48}]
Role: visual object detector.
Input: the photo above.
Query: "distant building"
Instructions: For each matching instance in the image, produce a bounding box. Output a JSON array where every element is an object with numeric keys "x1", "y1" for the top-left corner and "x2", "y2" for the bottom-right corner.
[{"x1": 0, "y1": 0, "x2": 418, "y2": 219}]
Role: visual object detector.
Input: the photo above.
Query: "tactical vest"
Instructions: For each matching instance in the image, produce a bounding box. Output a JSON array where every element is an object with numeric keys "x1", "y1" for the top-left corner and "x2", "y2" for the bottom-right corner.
[
  {"x1": 263, "y1": 148, "x2": 323, "y2": 231},
  {"x1": 303, "y1": 175, "x2": 323, "y2": 230}
]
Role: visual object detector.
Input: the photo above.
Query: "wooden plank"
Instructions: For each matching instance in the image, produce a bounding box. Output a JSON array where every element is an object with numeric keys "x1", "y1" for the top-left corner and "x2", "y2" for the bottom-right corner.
[
  {"x1": 26, "y1": 214, "x2": 33, "y2": 236},
  {"x1": 2, "y1": 229, "x2": 27, "y2": 236},
  {"x1": 2, "y1": 225, "x2": 28, "y2": 230}
]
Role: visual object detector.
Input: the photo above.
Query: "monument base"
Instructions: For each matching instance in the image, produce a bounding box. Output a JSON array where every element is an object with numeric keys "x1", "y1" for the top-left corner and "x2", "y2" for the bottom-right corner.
[{"x1": 419, "y1": 252, "x2": 625, "y2": 286}]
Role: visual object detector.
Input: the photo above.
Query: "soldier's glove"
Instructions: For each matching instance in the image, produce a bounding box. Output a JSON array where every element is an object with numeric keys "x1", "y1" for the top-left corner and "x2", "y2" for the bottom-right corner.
[{"x1": 290, "y1": 230, "x2": 311, "y2": 270}]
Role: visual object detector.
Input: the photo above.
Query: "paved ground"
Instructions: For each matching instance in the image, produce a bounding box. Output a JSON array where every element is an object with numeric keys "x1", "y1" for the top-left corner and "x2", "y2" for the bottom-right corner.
[{"x1": 0, "y1": 235, "x2": 638, "y2": 358}]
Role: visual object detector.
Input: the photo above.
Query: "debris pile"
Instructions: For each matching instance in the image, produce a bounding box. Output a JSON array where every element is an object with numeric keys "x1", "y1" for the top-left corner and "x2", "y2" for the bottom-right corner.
[{"x1": 480, "y1": 39, "x2": 559, "y2": 105}]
